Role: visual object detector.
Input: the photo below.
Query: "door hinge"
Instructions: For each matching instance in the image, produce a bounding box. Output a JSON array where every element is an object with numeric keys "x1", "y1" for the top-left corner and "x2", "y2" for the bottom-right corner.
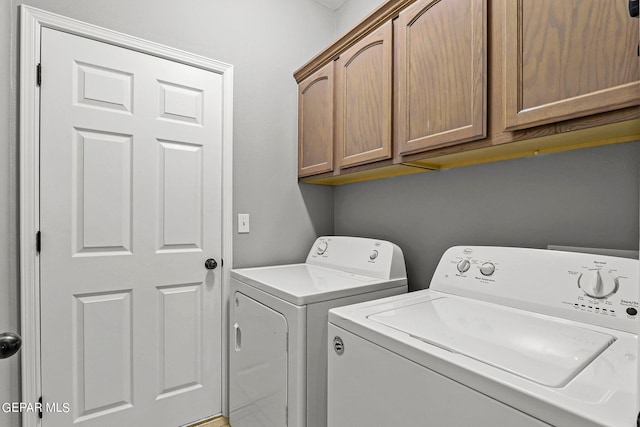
[
  {"x1": 38, "y1": 396, "x2": 43, "y2": 419},
  {"x1": 36, "y1": 231, "x2": 41, "y2": 253},
  {"x1": 36, "y1": 63, "x2": 42, "y2": 86}
]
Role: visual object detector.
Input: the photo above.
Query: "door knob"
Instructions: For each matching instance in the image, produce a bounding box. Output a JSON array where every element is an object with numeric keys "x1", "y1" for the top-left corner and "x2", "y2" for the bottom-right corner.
[
  {"x1": 204, "y1": 258, "x2": 218, "y2": 270},
  {"x1": 0, "y1": 332, "x2": 22, "y2": 359}
]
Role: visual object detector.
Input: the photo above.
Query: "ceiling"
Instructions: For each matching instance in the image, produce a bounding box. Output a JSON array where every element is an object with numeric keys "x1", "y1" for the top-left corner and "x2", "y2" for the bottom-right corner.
[{"x1": 313, "y1": 0, "x2": 347, "y2": 10}]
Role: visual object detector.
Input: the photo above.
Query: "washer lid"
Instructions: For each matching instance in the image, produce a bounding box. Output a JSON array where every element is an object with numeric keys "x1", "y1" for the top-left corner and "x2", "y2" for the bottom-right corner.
[
  {"x1": 368, "y1": 297, "x2": 615, "y2": 387},
  {"x1": 231, "y1": 264, "x2": 406, "y2": 305}
]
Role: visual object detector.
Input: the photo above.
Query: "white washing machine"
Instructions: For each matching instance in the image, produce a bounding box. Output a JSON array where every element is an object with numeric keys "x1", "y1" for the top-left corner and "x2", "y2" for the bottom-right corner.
[
  {"x1": 328, "y1": 246, "x2": 639, "y2": 427},
  {"x1": 229, "y1": 236, "x2": 407, "y2": 427}
]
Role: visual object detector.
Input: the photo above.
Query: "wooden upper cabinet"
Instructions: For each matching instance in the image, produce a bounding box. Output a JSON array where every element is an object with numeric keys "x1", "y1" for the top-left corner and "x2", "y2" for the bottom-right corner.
[
  {"x1": 336, "y1": 21, "x2": 393, "y2": 168},
  {"x1": 504, "y1": 0, "x2": 640, "y2": 131},
  {"x1": 396, "y1": 0, "x2": 487, "y2": 156},
  {"x1": 298, "y1": 62, "x2": 334, "y2": 177}
]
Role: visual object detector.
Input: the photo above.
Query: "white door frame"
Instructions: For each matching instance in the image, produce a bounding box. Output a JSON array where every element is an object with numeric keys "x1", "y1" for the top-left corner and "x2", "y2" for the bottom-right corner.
[{"x1": 19, "y1": 6, "x2": 233, "y2": 427}]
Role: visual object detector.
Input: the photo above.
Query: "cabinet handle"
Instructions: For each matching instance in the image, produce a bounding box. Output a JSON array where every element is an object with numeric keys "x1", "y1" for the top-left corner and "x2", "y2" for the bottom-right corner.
[{"x1": 629, "y1": 1, "x2": 639, "y2": 17}]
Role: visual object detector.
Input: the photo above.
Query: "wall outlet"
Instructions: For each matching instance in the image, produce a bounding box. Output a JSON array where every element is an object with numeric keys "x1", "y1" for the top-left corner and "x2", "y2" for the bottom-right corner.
[{"x1": 238, "y1": 214, "x2": 250, "y2": 234}]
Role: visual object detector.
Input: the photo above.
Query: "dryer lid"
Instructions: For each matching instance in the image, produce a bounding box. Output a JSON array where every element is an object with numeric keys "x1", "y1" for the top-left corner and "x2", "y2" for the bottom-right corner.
[
  {"x1": 231, "y1": 264, "x2": 406, "y2": 305},
  {"x1": 368, "y1": 297, "x2": 615, "y2": 387}
]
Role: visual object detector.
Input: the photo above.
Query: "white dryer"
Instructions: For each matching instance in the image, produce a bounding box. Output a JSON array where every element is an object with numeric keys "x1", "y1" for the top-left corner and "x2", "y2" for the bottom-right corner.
[
  {"x1": 328, "y1": 246, "x2": 639, "y2": 427},
  {"x1": 229, "y1": 236, "x2": 407, "y2": 427}
]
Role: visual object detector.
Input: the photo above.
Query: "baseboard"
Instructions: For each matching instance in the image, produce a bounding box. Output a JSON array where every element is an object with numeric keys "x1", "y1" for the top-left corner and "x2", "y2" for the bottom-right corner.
[{"x1": 184, "y1": 415, "x2": 230, "y2": 427}]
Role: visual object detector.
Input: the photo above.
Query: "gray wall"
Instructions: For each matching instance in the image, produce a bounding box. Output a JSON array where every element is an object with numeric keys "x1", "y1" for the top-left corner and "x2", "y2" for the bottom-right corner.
[
  {"x1": 335, "y1": 0, "x2": 384, "y2": 34},
  {"x1": 0, "y1": 3, "x2": 20, "y2": 425},
  {"x1": 335, "y1": 142, "x2": 640, "y2": 290},
  {"x1": 0, "y1": 0, "x2": 336, "y2": 423}
]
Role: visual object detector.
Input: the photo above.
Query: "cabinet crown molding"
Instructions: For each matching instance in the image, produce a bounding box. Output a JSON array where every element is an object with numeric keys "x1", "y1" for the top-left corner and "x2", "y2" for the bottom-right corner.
[{"x1": 294, "y1": 0, "x2": 419, "y2": 83}]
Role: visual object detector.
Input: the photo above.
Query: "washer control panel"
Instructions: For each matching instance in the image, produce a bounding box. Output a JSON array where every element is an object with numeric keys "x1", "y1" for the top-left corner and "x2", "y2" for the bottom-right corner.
[{"x1": 432, "y1": 246, "x2": 639, "y2": 333}]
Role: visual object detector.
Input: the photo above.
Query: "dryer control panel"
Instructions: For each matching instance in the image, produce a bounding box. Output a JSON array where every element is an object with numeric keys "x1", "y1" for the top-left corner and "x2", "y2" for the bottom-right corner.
[
  {"x1": 306, "y1": 236, "x2": 406, "y2": 280},
  {"x1": 431, "y1": 246, "x2": 639, "y2": 333}
]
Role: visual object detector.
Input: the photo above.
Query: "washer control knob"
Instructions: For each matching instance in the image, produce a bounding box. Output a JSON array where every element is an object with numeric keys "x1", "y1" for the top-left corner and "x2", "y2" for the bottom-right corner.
[
  {"x1": 578, "y1": 270, "x2": 619, "y2": 299},
  {"x1": 369, "y1": 250, "x2": 379, "y2": 260},
  {"x1": 316, "y1": 240, "x2": 328, "y2": 255},
  {"x1": 479, "y1": 262, "x2": 495, "y2": 276},
  {"x1": 457, "y1": 259, "x2": 471, "y2": 273}
]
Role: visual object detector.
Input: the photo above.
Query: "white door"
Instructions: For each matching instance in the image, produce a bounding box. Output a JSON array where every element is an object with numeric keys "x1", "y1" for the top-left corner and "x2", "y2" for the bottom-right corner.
[
  {"x1": 39, "y1": 27, "x2": 223, "y2": 426},
  {"x1": 230, "y1": 292, "x2": 288, "y2": 427}
]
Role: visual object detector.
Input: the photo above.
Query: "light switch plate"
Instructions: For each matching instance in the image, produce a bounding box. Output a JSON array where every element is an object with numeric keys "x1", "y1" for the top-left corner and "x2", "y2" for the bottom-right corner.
[{"x1": 238, "y1": 214, "x2": 250, "y2": 234}]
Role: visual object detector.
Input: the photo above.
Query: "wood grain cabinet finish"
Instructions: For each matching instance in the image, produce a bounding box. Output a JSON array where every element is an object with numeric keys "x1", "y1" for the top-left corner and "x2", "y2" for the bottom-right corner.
[
  {"x1": 336, "y1": 20, "x2": 393, "y2": 168},
  {"x1": 298, "y1": 62, "x2": 334, "y2": 177},
  {"x1": 504, "y1": 0, "x2": 640, "y2": 131},
  {"x1": 395, "y1": 0, "x2": 487, "y2": 156}
]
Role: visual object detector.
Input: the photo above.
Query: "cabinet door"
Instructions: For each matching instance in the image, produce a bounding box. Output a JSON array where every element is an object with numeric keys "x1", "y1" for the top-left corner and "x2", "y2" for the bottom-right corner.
[
  {"x1": 396, "y1": 0, "x2": 487, "y2": 156},
  {"x1": 504, "y1": 0, "x2": 640, "y2": 131},
  {"x1": 298, "y1": 62, "x2": 334, "y2": 177},
  {"x1": 336, "y1": 21, "x2": 393, "y2": 168}
]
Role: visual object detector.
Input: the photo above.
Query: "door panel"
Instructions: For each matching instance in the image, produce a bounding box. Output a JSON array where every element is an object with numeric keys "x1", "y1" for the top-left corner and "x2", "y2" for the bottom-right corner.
[
  {"x1": 157, "y1": 283, "x2": 203, "y2": 396},
  {"x1": 40, "y1": 27, "x2": 223, "y2": 426},
  {"x1": 76, "y1": 62, "x2": 133, "y2": 112},
  {"x1": 158, "y1": 81, "x2": 204, "y2": 124},
  {"x1": 158, "y1": 140, "x2": 203, "y2": 250},
  {"x1": 74, "y1": 291, "x2": 133, "y2": 420},
  {"x1": 73, "y1": 129, "x2": 133, "y2": 254},
  {"x1": 230, "y1": 292, "x2": 288, "y2": 427}
]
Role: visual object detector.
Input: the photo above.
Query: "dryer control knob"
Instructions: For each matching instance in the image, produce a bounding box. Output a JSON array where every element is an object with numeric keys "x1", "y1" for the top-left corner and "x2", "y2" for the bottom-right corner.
[
  {"x1": 316, "y1": 240, "x2": 328, "y2": 255},
  {"x1": 457, "y1": 259, "x2": 471, "y2": 273},
  {"x1": 479, "y1": 262, "x2": 495, "y2": 276},
  {"x1": 578, "y1": 270, "x2": 619, "y2": 299}
]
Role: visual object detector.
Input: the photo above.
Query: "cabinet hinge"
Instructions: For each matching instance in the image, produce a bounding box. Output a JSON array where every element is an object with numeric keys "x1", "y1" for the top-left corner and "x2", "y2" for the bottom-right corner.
[
  {"x1": 630, "y1": 0, "x2": 639, "y2": 17},
  {"x1": 38, "y1": 396, "x2": 43, "y2": 419},
  {"x1": 36, "y1": 231, "x2": 41, "y2": 253},
  {"x1": 36, "y1": 63, "x2": 42, "y2": 86}
]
